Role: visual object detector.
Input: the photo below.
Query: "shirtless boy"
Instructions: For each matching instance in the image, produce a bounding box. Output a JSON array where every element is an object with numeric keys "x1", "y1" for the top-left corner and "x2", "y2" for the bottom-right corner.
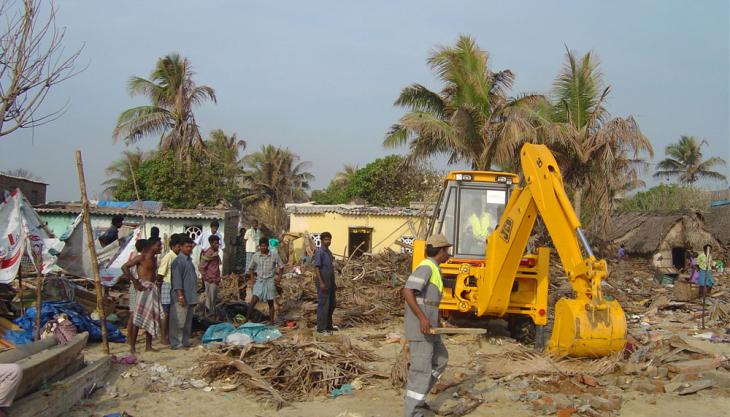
[{"x1": 122, "y1": 238, "x2": 162, "y2": 353}]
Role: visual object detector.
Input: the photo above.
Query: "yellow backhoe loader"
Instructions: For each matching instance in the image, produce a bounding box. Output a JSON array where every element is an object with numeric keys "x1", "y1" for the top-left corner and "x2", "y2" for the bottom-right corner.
[{"x1": 411, "y1": 144, "x2": 626, "y2": 357}]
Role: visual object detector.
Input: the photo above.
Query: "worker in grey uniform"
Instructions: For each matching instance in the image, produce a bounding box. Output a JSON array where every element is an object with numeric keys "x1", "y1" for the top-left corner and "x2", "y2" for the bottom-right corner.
[{"x1": 402, "y1": 234, "x2": 452, "y2": 417}]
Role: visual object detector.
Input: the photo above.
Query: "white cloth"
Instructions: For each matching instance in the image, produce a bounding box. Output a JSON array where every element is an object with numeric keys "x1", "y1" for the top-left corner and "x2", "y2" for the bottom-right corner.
[
  {"x1": 196, "y1": 230, "x2": 225, "y2": 251},
  {"x1": 0, "y1": 363, "x2": 22, "y2": 407},
  {"x1": 244, "y1": 228, "x2": 262, "y2": 253}
]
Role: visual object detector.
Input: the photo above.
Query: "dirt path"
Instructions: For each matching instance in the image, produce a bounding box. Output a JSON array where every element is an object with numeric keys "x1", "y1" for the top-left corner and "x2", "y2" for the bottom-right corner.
[{"x1": 68, "y1": 318, "x2": 730, "y2": 417}]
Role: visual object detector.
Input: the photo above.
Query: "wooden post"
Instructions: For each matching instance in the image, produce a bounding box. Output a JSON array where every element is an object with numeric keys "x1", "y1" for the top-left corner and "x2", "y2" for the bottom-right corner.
[
  {"x1": 75, "y1": 150, "x2": 109, "y2": 354},
  {"x1": 18, "y1": 273, "x2": 24, "y2": 316},
  {"x1": 34, "y1": 255, "x2": 43, "y2": 341}
]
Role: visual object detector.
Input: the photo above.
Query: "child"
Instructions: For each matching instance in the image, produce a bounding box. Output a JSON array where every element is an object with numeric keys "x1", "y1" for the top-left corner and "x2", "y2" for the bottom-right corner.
[{"x1": 247, "y1": 237, "x2": 283, "y2": 323}]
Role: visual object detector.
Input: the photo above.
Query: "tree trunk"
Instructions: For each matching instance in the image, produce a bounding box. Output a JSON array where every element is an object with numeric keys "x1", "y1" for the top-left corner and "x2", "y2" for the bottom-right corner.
[{"x1": 572, "y1": 185, "x2": 583, "y2": 222}]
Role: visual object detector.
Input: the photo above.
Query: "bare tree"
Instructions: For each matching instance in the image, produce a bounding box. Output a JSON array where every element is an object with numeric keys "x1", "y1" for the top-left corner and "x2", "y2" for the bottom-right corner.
[
  {"x1": 2, "y1": 167, "x2": 41, "y2": 180},
  {"x1": 0, "y1": 0, "x2": 83, "y2": 137}
]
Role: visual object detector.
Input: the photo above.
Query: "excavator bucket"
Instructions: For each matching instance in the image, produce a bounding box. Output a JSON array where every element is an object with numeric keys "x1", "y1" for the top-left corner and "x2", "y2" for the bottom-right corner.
[{"x1": 547, "y1": 298, "x2": 627, "y2": 357}]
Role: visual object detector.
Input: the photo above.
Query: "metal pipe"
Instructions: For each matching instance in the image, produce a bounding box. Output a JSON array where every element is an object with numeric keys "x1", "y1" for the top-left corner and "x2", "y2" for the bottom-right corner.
[{"x1": 576, "y1": 228, "x2": 595, "y2": 259}]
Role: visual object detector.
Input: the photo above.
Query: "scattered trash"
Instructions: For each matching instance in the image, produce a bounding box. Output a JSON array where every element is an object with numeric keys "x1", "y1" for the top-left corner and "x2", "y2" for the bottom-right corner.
[
  {"x1": 224, "y1": 333, "x2": 252, "y2": 346},
  {"x1": 331, "y1": 383, "x2": 353, "y2": 398},
  {"x1": 111, "y1": 354, "x2": 138, "y2": 365}
]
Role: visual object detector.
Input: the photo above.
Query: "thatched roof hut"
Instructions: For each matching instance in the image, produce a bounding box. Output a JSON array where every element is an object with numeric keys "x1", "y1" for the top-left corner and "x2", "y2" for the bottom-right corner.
[
  {"x1": 704, "y1": 204, "x2": 730, "y2": 247},
  {"x1": 608, "y1": 211, "x2": 724, "y2": 269}
]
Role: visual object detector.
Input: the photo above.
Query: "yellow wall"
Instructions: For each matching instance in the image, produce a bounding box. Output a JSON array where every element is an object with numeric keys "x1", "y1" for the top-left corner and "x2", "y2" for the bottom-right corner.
[{"x1": 289, "y1": 212, "x2": 423, "y2": 259}]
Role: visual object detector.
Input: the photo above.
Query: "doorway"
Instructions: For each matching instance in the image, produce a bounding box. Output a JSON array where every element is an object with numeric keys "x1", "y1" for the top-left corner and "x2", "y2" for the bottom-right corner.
[
  {"x1": 671, "y1": 247, "x2": 686, "y2": 270},
  {"x1": 348, "y1": 227, "x2": 372, "y2": 258}
]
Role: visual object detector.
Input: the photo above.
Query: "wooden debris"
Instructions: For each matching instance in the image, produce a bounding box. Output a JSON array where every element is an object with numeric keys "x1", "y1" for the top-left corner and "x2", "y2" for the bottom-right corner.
[
  {"x1": 429, "y1": 327, "x2": 486, "y2": 335},
  {"x1": 8, "y1": 356, "x2": 111, "y2": 417},
  {"x1": 671, "y1": 379, "x2": 715, "y2": 395},
  {"x1": 277, "y1": 250, "x2": 411, "y2": 328},
  {"x1": 198, "y1": 335, "x2": 383, "y2": 408},
  {"x1": 665, "y1": 357, "x2": 725, "y2": 374},
  {"x1": 478, "y1": 347, "x2": 620, "y2": 378}
]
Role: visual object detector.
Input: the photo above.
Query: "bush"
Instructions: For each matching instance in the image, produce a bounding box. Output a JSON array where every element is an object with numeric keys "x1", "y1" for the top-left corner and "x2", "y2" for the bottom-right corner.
[{"x1": 618, "y1": 184, "x2": 711, "y2": 213}]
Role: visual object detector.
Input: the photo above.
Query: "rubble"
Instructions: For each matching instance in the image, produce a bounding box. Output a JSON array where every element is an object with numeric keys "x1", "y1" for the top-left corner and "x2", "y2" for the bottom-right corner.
[{"x1": 197, "y1": 332, "x2": 384, "y2": 408}]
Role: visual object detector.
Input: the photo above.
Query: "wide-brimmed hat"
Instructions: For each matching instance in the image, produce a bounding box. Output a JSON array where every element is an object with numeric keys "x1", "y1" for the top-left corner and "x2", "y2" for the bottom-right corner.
[{"x1": 426, "y1": 234, "x2": 452, "y2": 248}]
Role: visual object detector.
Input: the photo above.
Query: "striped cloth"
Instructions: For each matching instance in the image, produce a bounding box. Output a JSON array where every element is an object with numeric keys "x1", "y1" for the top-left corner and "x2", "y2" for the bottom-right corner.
[{"x1": 133, "y1": 281, "x2": 161, "y2": 337}]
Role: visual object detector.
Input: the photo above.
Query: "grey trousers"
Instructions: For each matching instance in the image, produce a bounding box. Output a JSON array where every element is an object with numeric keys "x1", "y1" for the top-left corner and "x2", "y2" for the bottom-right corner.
[
  {"x1": 169, "y1": 303, "x2": 195, "y2": 348},
  {"x1": 404, "y1": 338, "x2": 449, "y2": 417},
  {"x1": 316, "y1": 283, "x2": 336, "y2": 332},
  {"x1": 204, "y1": 282, "x2": 218, "y2": 312},
  {"x1": 0, "y1": 364, "x2": 22, "y2": 407}
]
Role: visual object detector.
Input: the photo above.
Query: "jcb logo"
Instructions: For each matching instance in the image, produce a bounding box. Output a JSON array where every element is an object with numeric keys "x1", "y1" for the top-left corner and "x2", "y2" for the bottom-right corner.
[{"x1": 500, "y1": 217, "x2": 513, "y2": 242}]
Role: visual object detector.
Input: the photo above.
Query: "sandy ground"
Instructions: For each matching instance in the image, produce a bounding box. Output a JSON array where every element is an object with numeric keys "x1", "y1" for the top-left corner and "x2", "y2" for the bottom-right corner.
[{"x1": 67, "y1": 317, "x2": 730, "y2": 417}]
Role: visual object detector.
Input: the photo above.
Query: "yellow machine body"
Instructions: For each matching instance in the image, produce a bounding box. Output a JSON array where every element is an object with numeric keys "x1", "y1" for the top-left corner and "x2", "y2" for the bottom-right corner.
[{"x1": 412, "y1": 144, "x2": 627, "y2": 357}]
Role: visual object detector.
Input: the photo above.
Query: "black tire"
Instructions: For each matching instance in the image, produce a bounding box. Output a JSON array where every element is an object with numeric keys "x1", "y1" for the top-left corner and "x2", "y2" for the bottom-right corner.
[{"x1": 508, "y1": 316, "x2": 536, "y2": 345}]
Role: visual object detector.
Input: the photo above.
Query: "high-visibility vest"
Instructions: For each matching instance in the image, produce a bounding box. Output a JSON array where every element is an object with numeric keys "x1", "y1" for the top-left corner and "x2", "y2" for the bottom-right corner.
[
  {"x1": 418, "y1": 258, "x2": 443, "y2": 293},
  {"x1": 468, "y1": 212, "x2": 491, "y2": 239}
]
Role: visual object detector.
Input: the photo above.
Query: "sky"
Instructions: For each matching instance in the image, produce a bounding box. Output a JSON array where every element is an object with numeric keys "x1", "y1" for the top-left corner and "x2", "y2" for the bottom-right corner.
[{"x1": 1, "y1": 0, "x2": 728, "y2": 201}]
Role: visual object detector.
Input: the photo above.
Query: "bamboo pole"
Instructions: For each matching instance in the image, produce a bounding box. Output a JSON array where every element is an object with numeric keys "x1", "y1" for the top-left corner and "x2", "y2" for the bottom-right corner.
[
  {"x1": 34, "y1": 255, "x2": 43, "y2": 341},
  {"x1": 75, "y1": 150, "x2": 109, "y2": 354}
]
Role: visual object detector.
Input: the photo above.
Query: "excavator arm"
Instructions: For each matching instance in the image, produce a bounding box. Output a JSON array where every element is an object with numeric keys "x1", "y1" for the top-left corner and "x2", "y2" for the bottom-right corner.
[{"x1": 479, "y1": 144, "x2": 626, "y2": 356}]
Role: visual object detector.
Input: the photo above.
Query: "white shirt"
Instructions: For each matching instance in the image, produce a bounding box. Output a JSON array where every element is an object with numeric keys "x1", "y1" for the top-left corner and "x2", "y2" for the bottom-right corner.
[
  {"x1": 244, "y1": 228, "x2": 261, "y2": 253},
  {"x1": 196, "y1": 230, "x2": 225, "y2": 251}
]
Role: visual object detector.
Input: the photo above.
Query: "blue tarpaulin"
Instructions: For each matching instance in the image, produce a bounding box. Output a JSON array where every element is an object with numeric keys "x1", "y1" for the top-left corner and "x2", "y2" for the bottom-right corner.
[
  {"x1": 201, "y1": 322, "x2": 281, "y2": 345},
  {"x1": 4, "y1": 300, "x2": 126, "y2": 345}
]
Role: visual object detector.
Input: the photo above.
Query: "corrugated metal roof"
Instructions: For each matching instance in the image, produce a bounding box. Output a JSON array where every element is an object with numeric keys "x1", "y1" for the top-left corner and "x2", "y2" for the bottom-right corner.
[
  {"x1": 35, "y1": 203, "x2": 232, "y2": 220},
  {"x1": 0, "y1": 173, "x2": 48, "y2": 185},
  {"x1": 286, "y1": 203, "x2": 427, "y2": 217}
]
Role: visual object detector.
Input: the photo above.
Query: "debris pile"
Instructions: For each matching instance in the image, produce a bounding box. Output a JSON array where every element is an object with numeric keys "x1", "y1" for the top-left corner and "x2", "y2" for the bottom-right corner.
[
  {"x1": 277, "y1": 250, "x2": 411, "y2": 327},
  {"x1": 198, "y1": 333, "x2": 384, "y2": 408}
]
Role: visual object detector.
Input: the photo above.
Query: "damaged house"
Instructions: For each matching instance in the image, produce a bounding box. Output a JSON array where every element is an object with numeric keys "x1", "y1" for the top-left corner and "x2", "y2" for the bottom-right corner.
[{"x1": 608, "y1": 211, "x2": 724, "y2": 270}]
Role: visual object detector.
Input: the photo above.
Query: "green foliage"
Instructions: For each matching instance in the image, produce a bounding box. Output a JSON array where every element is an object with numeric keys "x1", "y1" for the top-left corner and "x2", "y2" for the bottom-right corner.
[
  {"x1": 112, "y1": 147, "x2": 242, "y2": 209},
  {"x1": 312, "y1": 155, "x2": 441, "y2": 207},
  {"x1": 618, "y1": 184, "x2": 711, "y2": 213},
  {"x1": 310, "y1": 182, "x2": 349, "y2": 204}
]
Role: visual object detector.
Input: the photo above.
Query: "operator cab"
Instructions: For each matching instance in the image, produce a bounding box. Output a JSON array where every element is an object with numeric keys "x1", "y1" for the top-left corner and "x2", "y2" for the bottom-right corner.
[{"x1": 430, "y1": 171, "x2": 518, "y2": 261}]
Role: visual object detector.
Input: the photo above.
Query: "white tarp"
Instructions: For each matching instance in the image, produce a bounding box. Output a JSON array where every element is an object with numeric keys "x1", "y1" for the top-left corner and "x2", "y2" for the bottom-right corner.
[
  {"x1": 0, "y1": 189, "x2": 63, "y2": 283},
  {"x1": 100, "y1": 226, "x2": 142, "y2": 286},
  {"x1": 56, "y1": 214, "x2": 140, "y2": 287}
]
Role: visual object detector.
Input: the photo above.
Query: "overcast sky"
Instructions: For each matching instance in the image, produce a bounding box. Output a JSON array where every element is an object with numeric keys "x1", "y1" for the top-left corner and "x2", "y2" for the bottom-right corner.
[{"x1": 1, "y1": 0, "x2": 728, "y2": 201}]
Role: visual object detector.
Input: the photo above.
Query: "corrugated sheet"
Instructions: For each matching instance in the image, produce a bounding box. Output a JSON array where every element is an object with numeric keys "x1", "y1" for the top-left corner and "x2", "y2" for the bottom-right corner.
[
  {"x1": 35, "y1": 204, "x2": 229, "y2": 220},
  {"x1": 286, "y1": 203, "x2": 426, "y2": 217}
]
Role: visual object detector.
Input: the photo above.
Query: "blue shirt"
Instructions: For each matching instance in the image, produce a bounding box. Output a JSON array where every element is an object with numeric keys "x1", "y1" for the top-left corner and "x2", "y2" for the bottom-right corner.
[
  {"x1": 171, "y1": 253, "x2": 198, "y2": 304},
  {"x1": 313, "y1": 246, "x2": 335, "y2": 283}
]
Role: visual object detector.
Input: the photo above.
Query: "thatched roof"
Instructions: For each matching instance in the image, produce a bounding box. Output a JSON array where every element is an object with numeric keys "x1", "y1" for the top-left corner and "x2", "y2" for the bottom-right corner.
[
  {"x1": 608, "y1": 211, "x2": 723, "y2": 255},
  {"x1": 704, "y1": 205, "x2": 730, "y2": 246}
]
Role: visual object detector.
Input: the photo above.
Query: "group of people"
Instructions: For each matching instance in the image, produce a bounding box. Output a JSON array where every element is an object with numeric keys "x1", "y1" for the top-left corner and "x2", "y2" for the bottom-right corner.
[
  {"x1": 121, "y1": 230, "x2": 202, "y2": 351},
  {"x1": 111, "y1": 217, "x2": 311, "y2": 352},
  {"x1": 109, "y1": 219, "x2": 226, "y2": 352}
]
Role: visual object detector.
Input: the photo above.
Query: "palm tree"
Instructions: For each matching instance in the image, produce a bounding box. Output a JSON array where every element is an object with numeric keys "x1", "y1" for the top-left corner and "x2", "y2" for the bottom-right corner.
[
  {"x1": 384, "y1": 35, "x2": 545, "y2": 170},
  {"x1": 206, "y1": 129, "x2": 246, "y2": 180},
  {"x1": 102, "y1": 148, "x2": 149, "y2": 196},
  {"x1": 242, "y1": 145, "x2": 314, "y2": 230},
  {"x1": 547, "y1": 48, "x2": 653, "y2": 220},
  {"x1": 333, "y1": 164, "x2": 359, "y2": 186},
  {"x1": 112, "y1": 53, "x2": 216, "y2": 158},
  {"x1": 653, "y1": 135, "x2": 726, "y2": 184}
]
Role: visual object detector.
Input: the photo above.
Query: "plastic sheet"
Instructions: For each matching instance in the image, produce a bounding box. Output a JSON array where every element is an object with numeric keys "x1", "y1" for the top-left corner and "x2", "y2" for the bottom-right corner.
[{"x1": 4, "y1": 300, "x2": 126, "y2": 345}]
